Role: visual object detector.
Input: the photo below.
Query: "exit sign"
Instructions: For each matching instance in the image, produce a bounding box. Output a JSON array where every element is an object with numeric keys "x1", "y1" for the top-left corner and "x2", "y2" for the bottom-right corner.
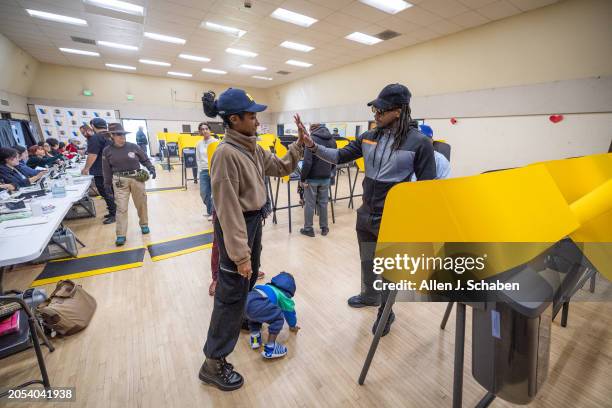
[
  {"x1": 127, "y1": 94, "x2": 135, "y2": 101},
  {"x1": 83, "y1": 89, "x2": 93, "y2": 96}
]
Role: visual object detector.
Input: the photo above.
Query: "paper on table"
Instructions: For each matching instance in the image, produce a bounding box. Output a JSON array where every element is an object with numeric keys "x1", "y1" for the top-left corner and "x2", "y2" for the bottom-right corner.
[{"x1": 2, "y1": 216, "x2": 49, "y2": 228}]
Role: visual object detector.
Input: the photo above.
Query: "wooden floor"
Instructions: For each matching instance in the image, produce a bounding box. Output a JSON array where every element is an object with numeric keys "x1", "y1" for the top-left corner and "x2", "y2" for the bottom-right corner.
[{"x1": 1, "y1": 162, "x2": 611, "y2": 408}]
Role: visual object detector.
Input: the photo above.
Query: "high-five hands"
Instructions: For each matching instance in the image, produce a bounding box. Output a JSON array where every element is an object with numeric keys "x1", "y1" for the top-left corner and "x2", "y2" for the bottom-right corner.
[{"x1": 293, "y1": 114, "x2": 315, "y2": 148}]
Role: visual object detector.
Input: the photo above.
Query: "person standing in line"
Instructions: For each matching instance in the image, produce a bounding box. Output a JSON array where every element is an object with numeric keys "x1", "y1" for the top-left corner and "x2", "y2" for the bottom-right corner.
[
  {"x1": 199, "y1": 88, "x2": 304, "y2": 391},
  {"x1": 135, "y1": 126, "x2": 149, "y2": 156},
  {"x1": 102, "y1": 123, "x2": 156, "y2": 246},
  {"x1": 195, "y1": 122, "x2": 218, "y2": 220},
  {"x1": 81, "y1": 118, "x2": 117, "y2": 224},
  {"x1": 295, "y1": 83, "x2": 436, "y2": 337},
  {"x1": 299, "y1": 124, "x2": 336, "y2": 237}
]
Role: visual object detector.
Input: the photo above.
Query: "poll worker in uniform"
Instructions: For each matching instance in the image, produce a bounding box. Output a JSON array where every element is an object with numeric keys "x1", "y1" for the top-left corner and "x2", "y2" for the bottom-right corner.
[
  {"x1": 295, "y1": 83, "x2": 437, "y2": 336},
  {"x1": 199, "y1": 88, "x2": 304, "y2": 391},
  {"x1": 102, "y1": 123, "x2": 156, "y2": 247}
]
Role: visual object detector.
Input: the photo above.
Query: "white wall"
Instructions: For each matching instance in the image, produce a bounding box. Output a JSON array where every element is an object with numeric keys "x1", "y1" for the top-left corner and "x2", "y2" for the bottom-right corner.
[{"x1": 0, "y1": 33, "x2": 39, "y2": 116}]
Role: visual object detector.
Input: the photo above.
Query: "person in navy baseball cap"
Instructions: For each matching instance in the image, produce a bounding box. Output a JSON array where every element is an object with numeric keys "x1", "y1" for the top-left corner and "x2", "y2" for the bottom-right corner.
[{"x1": 199, "y1": 87, "x2": 304, "y2": 392}]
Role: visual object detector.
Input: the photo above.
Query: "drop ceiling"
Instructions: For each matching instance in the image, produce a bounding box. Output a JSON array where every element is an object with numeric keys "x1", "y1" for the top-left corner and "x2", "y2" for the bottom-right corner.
[{"x1": 0, "y1": 0, "x2": 558, "y2": 89}]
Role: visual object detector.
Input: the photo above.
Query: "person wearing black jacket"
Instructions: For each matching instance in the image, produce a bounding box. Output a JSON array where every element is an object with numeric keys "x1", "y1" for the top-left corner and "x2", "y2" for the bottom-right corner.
[
  {"x1": 299, "y1": 124, "x2": 336, "y2": 237},
  {"x1": 0, "y1": 147, "x2": 45, "y2": 187},
  {"x1": 295, "y1": 83, "x2": 436, "y2": 336}
]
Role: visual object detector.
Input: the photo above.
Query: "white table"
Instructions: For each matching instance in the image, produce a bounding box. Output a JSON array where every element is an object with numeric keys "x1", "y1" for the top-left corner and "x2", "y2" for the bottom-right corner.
[{"x1": 0, "y1": 174, "x2": 93, "y2": 267}]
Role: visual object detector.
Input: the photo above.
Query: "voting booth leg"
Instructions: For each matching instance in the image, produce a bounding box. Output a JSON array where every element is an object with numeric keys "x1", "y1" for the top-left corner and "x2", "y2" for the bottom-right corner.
[
  {"x1": 441, "y1": 302, "x2": 455, "y2": 330},
  {"x1": 475, "y1": 392, "x2": 496, "y2": 408},
  {"x1": 287, "y1": 180, "x2": 292, "y2": 233},
  {"x1": 273, "y1": 177, "x2": 281, "y2": 224},
  {"x1": 349, "y1": 168, "x2": 360, "y2": 209},
  {"x1": 560, "y1": 302, "x2": 569, "y2": 327},
  {"x1": 329, "y1": 185, "x2": 335, "y2": 224},
  {"x1": 346, "y1": 167, "x2": 353, "y2": 209},
  {"x1": 358, "y1": 289, "x2": 397, "y2": 385},
  {"x1": 452, "y1": 302, "x2": 466, "y2": 408}
]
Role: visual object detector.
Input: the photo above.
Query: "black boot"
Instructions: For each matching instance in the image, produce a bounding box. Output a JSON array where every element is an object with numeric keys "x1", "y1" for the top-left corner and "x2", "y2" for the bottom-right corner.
[
  {"x1": 372, "y1": 310, "x2": 395, "y2": 337},
  {"x1": 199, "y1": 358, "x2": 244, "y2": 391},
  {"x1": 347, "y1": 294, "x2": 380, "y2": 308}
]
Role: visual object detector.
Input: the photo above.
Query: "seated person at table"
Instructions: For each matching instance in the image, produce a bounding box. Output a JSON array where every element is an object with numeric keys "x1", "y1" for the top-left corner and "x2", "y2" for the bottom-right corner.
[
  {"x1": 245, "y1": 272, "x2": 299, "y2": 359},
  {"x1": 46, "y1": 138, "x2": 64, "y2": 158},
  {"x1": 27, "y1": 145, "x2": 62, "y2": 168},
  {"x1": 14, "y1": 145, "x2": 45, "y2": 178},
  {"x1": 0, "y1": 182, "x2": 16, "y2": 192},
  {"x1": 0, "y1": 147, "x2": 45, "y2": 187},
  {"x1": 66, "y1": 138, "x2": 81, "y2": 156}
]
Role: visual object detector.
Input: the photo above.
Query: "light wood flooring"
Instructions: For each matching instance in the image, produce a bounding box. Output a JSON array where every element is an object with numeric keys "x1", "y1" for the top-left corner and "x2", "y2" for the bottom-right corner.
[{"x1": 1, "y1": 162, "x2": 611, "y2": 408}]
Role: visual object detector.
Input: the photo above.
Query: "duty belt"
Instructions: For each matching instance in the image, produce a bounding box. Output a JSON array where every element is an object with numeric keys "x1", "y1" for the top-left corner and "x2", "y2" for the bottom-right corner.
[{"x1": 113, "y1": 170, "x2": 139, "y2": 177}]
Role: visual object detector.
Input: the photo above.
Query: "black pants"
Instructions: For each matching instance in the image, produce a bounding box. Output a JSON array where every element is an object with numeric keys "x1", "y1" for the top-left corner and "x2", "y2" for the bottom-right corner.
[
  {"x1": 191, "y1": 167, "x2": 198, "y2": 182},
  {"x1": 203, "y1": 211, "x2": 262, "y2": 359},
  {"x1": 356, "y1": 211, "x2": 391, "y2": 313},
  {"x1": 94, "y1": 175, "x2": 116, "y2": 216}
]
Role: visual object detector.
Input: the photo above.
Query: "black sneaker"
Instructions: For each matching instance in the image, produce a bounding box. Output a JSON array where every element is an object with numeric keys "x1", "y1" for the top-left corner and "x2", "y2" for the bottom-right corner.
[
  {"x1": 198, "y1": 358, "x2": 243, "y2": 391},
  {"x1": 372, "y1": 311, "x2": 396, "y2": 337},
  {"x1": 103, "y1": 213, "x2": 113, "y2": 219},
  {"x1": 103, "y1": 215, "x2": 116, "y2": 224},
  {"x1": 321, "y1": 227, "x2": 329, "y2": 236},
  {"x1": 347, "y1": 294, "x2": 380, "y2": 308},
  {"x1": 300, "y1": 228, "x2": 315, "y2": 237}
]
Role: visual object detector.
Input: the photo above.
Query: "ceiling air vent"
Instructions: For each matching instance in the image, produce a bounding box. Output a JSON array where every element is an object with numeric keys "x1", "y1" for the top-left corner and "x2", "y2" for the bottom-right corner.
[
  {"x1": 1, "y1": 99, "x2": 9, "y2": 106},
  {"x1": 71, "y1": 36, "x2": 96, "y2": 45},
  {"x1": 375, "y1": 30, "x2": 401, "y2": 41},
  {"x1": 276, "y1": 70, "x2": 291, "y2": 75}
]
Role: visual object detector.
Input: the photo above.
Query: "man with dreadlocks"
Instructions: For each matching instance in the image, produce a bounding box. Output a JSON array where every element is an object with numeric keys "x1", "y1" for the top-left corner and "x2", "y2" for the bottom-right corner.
[{"x1": 295, "y1": 83, "x2": 436, "y2": 336}]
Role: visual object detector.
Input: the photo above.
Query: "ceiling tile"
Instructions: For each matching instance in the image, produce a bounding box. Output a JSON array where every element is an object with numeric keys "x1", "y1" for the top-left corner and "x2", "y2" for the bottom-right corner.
[
  {"x1": 477, "y1": 0, "x2": 521, "y2": 20},
  {"x1": 450, "y1": 10, "x2": 490, "y2": 28},
  {"x1": 377, "y1": 15, "x2": 423, "y2": 34},
  {"x1": 507, "y1": 0, "x2": 558, "y2": 11},
  {"x1": 419, "y1": 0, "x2": 470, "y2": 18},
  {"x1": 277, "y1": 0, "x2": 336, "y2": 20},
  {"x1": 342, "y1": 1, "x2": 391, "y2": 23},
  {"x1": 429, "y1": 19, "x2": 464, "y2": 36},
  {"x1": 395, "y1": 6, "x2": 443, "y2": 25},
  {"x1": 457, "y1": 0, "x2": 498, "y2": 8}
]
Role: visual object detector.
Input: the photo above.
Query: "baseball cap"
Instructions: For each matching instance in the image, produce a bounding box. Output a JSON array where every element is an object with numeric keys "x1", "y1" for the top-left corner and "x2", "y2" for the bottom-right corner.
[
  {"x1": 367, "y1": 83, "x2": 411, "y2": 110},
  {"x1": 90, "y1": 117, "x2": 108, "y2": 129},
  {"x1": 419, "y1": 124, "x2": 433, "y2": 138},
  {"x1": 217, "y1": 88, "x2": 267, "y2": 115}
]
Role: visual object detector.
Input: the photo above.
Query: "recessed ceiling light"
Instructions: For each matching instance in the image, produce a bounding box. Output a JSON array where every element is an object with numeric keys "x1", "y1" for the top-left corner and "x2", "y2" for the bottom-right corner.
[
  {"x1": 240, "y1": 64, "x2": 267, "y2": 71},
  {"x1": 139, "y1": 59, "x2": 171, "y2": 66},
  {"x1": 144, "y1": 32, "x2": 186, "y2": 45},
  {"x1": 358, "y1": 0, "x2": 412, "y2": 14},
  {"x1": 286, "y1": 59, "x2": 312, "y2": 68},
  {"x1": 105, "y1": 63, "x2": 136, "y2": 70},
  {"x1": 202, "y1": 68, "x2": 227, "y2": 75},
  {"x1": 168, "y1": 71, "x2": 192, "y2": 77},
  {"x1": 345, "y1": 32, "x2": 382, "y2": 45},
  {"x1": 98, "y1": 40, "x2": 138, "y2": 51},
  {"x1": 59, "y1": 48, "x2": 99, "y2": 56},
  {"x1": 26, "y1": 9, "x2": 87, "y2": 26},
  {"x1": 226, "y1": 48, "x2": 257, "y2": 58},
  {"x1": 202, "y1": 21, "x2": 246, "y2": 38},
  {"x1": 252, "y1": 76, "x2": 273, "y2": 81},
  {"x1": 271, "y1": 8, "x2": 317, "y2": 27},
  {"x1": 280, "y1": 41, "x2": 314, "y2": 52},
  {"x1": 179, "y1": 54, "x2": 211, "y2": 62},
  {"x1": 83, "y1": 0, "x2": 144, "y2": 16}
]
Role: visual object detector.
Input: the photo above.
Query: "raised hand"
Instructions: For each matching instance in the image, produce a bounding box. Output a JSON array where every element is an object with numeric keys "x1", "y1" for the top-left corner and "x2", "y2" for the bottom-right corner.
[{"x1": 294, "y1": 114, "x2": 314, "y2": 148}]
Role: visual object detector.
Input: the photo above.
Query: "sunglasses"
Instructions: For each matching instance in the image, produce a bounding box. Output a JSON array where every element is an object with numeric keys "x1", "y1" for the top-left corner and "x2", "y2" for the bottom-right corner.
[{"x1": 371, "y1": 106, "x2": 398, "y2": 116}]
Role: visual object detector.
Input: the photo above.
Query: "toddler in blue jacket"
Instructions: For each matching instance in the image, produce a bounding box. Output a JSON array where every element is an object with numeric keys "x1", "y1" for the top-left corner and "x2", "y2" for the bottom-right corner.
[{"x1": 245, "y1": 272, "x2": 299, "y2": 359}]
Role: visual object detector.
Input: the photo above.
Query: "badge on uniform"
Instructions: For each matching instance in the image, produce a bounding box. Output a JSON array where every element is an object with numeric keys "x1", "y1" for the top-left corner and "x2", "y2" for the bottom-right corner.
[{"x1": 128, "y1": 152, "x2": 136, "y2": 158}]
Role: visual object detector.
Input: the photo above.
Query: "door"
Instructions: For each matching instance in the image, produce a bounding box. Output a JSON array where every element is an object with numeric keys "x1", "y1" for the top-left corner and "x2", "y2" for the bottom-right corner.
[{"x1": 121, "y1": 119, "x2": 149, "y2": 155}]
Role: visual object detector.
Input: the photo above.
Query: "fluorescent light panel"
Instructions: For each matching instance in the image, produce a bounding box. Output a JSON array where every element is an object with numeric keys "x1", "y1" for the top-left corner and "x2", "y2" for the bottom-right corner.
[
  {"x1": 59, "y1": 48, "x2": 99, "y2": 56},
  {"x1": 105, "y1": 63, "x2": 136, "y2": 70},
  {"x1": 358, "y1": 0, "x2": 412, "y2": 14},
  {"x1": 252, "y1": 76, "x2": 272, "y2": 81},
  {"x1": 98, "y1": 40, "x2": 138, "y2": 51},
  {"x1": 280, "y1": 41, "x2": 314, "y2": 52},
  {"x1": 286, "y1": 59, "x2": 312, "y2": 67},
  {"x1": 203, "y1": 21, "x2": 246, "y2": 38},
  {"x1": 144, "y1": 32, "x2": 186, "y2": 44},
  {"x1": 240, "y1": 64, "x2": 266, "y2": 71},
  {"x1": 225, "y1": 48, "x2": 257, "y2": 58},
  {"x1": 202, "y1": 68, "x2": 227, "y2": 74},
  {"x1": 168, "y1": 71, "x2": 192, "y2": 77},
  {"x1": 139, "y1": 59, "x2": 171, "y2": 66},
  {"x1": 26, "y1": 9, "x2": 87, "y2": 26},
  {"x1": 271, "y1": 8, "x2": 317, "y2": 27},
  {"x1": 345, "y1": 32, "x2": 382, "y2": 45},
  {"x1": 179, "y1": 54, "x2": 211, "y2": 62},
  {"x1": 84, "y1": 0, "x2": 144, "y2": 16}
]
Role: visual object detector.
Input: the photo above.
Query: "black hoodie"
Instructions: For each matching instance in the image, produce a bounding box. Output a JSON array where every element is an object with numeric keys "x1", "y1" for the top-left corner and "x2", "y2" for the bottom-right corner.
[{"x1": 301, "y1": 126, "x2": 336, "y2": 182}]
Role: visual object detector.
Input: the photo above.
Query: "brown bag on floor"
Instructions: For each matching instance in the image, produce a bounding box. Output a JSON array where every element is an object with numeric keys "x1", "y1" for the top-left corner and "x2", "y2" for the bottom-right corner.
[{"x1": 37, "y1": 280, "x2": 97, "y2": 336}]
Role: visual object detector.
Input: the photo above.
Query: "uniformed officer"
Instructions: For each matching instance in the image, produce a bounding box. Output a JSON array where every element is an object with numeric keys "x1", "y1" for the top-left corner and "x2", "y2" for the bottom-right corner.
[{"x1": 102, "y1": 123, "x2": 156, "y2": 246}]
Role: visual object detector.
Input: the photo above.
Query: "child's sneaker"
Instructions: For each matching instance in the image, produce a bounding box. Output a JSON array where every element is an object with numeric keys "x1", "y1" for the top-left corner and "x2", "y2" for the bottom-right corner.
[
  {"x1": 250, "y1": 332, "x2": 262, "y2": 349},
  {"x1": 262, "y1": 342, "x2": 287, "y2": 359}
]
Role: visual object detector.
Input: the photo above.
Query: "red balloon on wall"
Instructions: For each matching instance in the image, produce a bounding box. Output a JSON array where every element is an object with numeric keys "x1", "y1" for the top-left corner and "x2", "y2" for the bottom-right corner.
[
  {"x1": 549, "y1": 114, "x2": 564, "y2": 123},
  {"x1": 450, "y1": 117, "x2": 457, "y2": 124}
]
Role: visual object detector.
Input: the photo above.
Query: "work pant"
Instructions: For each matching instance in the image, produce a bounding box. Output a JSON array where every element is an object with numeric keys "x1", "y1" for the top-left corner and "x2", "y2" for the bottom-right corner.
[
  {"x1": 113, "y1": 176, "x2": 148, "y2": 237},
  {"x1": 303, "y1": 180, "x2": 330, "y2": 230},
  {"x1": 210, "y1": 211, "x2": 219, "y2": 282},
  {"x1": 203, "y1": 211, "x2": 262, "y2": 359},
  {"x1": 199, "y1": 169, "x2": 213, "y2": 216},
  {"x1": 94, "y1": 175, "x2": 116, "y2": 216},
  {"x1": 192, "y1": 167, "x2": 198, "y2": 182},
  {"x1": 356, "y1": 211, "x2": 383, "y2": 304},
  {"x1": 245, "y1": 291, "x2": 284, "y2": 335}
]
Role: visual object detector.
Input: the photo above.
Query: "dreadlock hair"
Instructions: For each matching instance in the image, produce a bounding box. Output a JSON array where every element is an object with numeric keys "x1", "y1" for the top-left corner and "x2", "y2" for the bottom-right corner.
[
  {"x1": 201, "y1": 90, "x2": 244, "y2": 129},
  {"x1": 392, "y1": 104, "x2": 415, "y2": 151}
]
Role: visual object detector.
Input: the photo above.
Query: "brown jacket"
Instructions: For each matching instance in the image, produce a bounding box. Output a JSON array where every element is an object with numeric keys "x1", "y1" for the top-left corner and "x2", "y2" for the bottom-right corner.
[{"x1": 211, "y1": 128, "x2": 303, "y2": 265}]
